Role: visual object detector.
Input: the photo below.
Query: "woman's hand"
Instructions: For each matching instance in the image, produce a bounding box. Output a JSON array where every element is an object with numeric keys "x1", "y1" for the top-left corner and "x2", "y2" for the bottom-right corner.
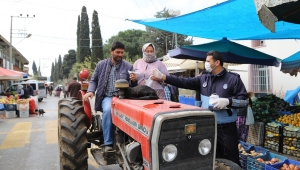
[{"x1": 130, "y1": 73, "x2": 137, "y2": 82}]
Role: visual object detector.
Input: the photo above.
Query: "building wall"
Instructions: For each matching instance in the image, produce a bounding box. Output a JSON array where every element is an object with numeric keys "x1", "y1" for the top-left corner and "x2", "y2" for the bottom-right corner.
[{"x1": 229, "y1": 40, "x2": 300, "y2": 98}]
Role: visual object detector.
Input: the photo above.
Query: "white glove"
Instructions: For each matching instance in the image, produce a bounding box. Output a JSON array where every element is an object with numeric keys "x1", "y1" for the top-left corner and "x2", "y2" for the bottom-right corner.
[
  {"x1": 213, "y1": 98, "x2": 229, "y2": 109},
  {"x1": 152, "y1": 68, "x2": 163, "y2": 79}
]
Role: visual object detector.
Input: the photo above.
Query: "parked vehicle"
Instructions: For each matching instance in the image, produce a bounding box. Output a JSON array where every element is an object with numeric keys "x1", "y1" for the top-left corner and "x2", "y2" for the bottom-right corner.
[{"x1": 3, "y1": 80, "x2": 47, "y2": 102}]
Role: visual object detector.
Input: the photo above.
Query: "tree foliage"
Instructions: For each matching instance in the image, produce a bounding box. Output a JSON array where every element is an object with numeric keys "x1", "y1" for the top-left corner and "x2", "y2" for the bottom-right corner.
[
  {"x1": 62, "y1": 49, "x2": 77, "y2": 79},
  {"x1": 91, "y1": 10, "x2": 103, "y2": 70},
  {"x1": 50, "y1": 62, "x2": 54, "y2": 81},
  {"x1": 143, "y1": 7, "x2": 193, "y2": 57},
  {"x1": 68, "y1": 56, "x2": 94, "y2": 80},
  {"x1": 78, "y1": 6, "x2": 91, "y2": 63},
  {"x1": 103, "y1": 29, "x2": 147, "y2": 61},
  {"x1": 32, "y1": 60, "x2": 37, "y2": 75},
  {"x1": 76, "y1": 15, "x2": 80, "y2": 62},
  {"x1": 57, "y1": 55, "x2": 63, "y2": 80}
]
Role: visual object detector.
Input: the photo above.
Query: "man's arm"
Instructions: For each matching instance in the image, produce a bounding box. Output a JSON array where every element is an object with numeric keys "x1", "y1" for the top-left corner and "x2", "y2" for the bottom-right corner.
[{"x1": 228, "y1": 77, "x2": 249, "y2": 108}]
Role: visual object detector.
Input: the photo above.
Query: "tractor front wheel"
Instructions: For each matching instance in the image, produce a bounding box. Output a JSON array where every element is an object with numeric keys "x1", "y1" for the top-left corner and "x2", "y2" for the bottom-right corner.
[{"x1": 58, "y1": 98, "x2": 89, "y2": 170}]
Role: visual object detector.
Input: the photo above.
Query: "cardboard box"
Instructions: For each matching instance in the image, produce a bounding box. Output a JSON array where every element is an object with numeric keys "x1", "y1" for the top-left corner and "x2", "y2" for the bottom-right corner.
[
  {"x1": 19, "y1": 110, "x2": 29, "y2": 118},
  {"x1": 5, "y1": 111, "x2": 16, "y2": 118},
  {"x1": 4, "y1": 104, "x2": 16, "y2": 111}
]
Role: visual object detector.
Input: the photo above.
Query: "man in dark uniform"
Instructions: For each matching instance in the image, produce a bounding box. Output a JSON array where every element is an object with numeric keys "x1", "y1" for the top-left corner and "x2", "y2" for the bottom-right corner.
[
  {"x1": 151, "y1": 50, "x2": 248, "y2": 166},
  {"x1": 26, "y1": 83, "x2": 34, "y2": 96}
]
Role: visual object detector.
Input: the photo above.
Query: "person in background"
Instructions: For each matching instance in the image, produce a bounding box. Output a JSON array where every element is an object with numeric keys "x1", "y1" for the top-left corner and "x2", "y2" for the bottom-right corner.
[
  {"x1": 82, "y1": 41, "x2": 137, "y2": 163},
  {"x1": 68, "y1": 77, "x2": 81, "y2": 98},
  {"x1": 18, "y1": 85, "x2": 29, "y2": 99},
  {"x1": 63, "y1": 82, "x2": 69, "y2": 98},
  {"x1": 48, "y1": 84, "x2": 53, "y2": 96},
  {"x1": 151, "y1": 50, "x2": 248, "y2": 166},
  {"x1": 26, "y1": 83, "x2": 34, "y2": 96},
  {"x1": 130, "y1": 43, "x2": 169, "y2": 99}
]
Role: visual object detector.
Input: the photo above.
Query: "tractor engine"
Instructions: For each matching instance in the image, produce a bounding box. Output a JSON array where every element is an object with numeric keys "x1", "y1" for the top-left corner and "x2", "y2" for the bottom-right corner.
[{"x1": 111, "y1": 97, "x2": 217, "y2": 170}]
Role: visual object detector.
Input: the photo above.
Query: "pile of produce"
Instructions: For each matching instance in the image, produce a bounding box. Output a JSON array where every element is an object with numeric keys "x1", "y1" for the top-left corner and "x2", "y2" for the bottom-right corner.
[
  {"x1": 240, "y1": 150, "x2": 263, "y2": 157},
  {"x1": 256, "y1": 157, "x2": 280, "y2": 164},
  {"x1": 252, "y1": 94, "x2": 300, "y2": 123},
  {"x1": 279, "y1": 163, "x2": 300, "y2": 170},
  {"x1": 277, "y1": 114, "x2": 300, "y2": 127},
  {"x1": 0, "y1": 95, "x2": 18, "y2": 104},
  {"x1": 16, "y1": 99, "x2": 29, "y2": 104}
]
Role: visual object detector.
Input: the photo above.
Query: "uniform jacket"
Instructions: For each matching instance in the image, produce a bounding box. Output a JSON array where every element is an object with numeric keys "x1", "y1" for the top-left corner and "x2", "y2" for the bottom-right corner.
[
  {"x1": 165, "y1": 68, "x2": 249, "y2": 124},
  {"x1": 87, "y1": 58, "x2": 136, "y2": 111}
]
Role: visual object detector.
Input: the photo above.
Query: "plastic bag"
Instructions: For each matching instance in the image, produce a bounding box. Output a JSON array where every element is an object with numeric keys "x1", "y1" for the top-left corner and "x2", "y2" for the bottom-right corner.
[
  {"x1": 245, "y1": 106, "x2": 255, "y2": 125},
  {"x1": 145, "y1": 77, "x2": 153, "y2": 87}
]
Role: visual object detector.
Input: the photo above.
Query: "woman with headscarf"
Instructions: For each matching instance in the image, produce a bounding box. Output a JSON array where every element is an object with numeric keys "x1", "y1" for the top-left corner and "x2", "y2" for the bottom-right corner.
[
  {"x1": 18, "y1": 84, "x2": 29, "y2": 99},
  {"x1": 130, "y1": 43, "x2": 169, "y2": 99}
]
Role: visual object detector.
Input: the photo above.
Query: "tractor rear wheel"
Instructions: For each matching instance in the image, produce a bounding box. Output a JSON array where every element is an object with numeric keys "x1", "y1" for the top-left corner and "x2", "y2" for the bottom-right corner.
[
  {"x1": 58, "y1": 98, "x2": 89, "y2": 170},
  {"x1": 215, "y1": 159, "x2": 242, "y2": 170}
]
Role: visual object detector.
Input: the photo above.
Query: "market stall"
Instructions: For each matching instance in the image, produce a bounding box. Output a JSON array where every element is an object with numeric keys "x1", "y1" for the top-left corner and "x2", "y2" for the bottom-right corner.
[{"x1": 0, "y1": 95, "x2": 38, "y2": 118}]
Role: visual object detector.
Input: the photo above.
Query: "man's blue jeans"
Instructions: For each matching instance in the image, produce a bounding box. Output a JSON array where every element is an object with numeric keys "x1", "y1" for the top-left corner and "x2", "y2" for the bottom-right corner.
[{"x1": 102, "y1": 97, "x2": 113, "y2": 145}]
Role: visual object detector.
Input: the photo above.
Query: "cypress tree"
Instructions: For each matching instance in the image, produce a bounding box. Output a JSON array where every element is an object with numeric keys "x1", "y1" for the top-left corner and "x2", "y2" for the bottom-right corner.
[
  {"x1": 62, "y1": 49, "x2": 76, "y2": 78},
  {"x1": 91, "y1": 10, "x2": 103, "y2": 69},
  {"x1": 57, "y1": 55, "x2": 63, "y2": 80},
  {"x1": 51, "y1": 62, "x2": 54, "y2": 82},
  {"x1": 76, "y1": 15, "x2": 81, "y2": 62},
  {"x1": 79, "y1": 6, "x2": 91, "y2": 63},
  {"x1": 32, "y1": 60, "x2": 38, "y2": 75}
]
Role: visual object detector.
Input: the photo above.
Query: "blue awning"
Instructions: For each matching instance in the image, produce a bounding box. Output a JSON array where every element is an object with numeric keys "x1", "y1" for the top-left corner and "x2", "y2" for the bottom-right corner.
[
  {"x1": 128, "y1": 0, "x2": 300, "y2": 40},
  {"x1": 169, "y1": 38, "x2": 281, "y2": 66},
  {"x1": 281, "y1": 51, "x2": 300, "y2": 76}
]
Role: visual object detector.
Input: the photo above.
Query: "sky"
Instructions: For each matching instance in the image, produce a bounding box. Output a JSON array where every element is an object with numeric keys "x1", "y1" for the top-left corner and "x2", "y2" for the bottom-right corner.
[{"x1": 0, "y1": 0, "x2": 226, "y2": 76}]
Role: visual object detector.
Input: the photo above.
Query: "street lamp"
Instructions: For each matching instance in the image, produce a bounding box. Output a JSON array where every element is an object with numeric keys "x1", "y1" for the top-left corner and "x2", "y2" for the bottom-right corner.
[{"x1": 9, "y1": 14, "x2": 35, "y2": 70}]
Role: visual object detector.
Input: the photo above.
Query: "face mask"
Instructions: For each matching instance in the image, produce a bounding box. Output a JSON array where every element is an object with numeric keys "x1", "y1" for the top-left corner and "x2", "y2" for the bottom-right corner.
[
  {"x1": 143, "y1": 52, "x2": 157, "y2": 63},
  {"x1": 205, "y1": 62, "x2": 215, "y2": 72}
]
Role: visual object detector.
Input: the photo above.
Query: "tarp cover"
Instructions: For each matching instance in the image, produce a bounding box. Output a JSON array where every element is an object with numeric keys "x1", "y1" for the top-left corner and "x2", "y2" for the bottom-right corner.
[
  {"x1": 128, "y1": 0, "x2": 300, "y2": 40},
  {"x1": 169, "y1": 38, "x2": 281, "y2": 66},
  {"x1": 284, "y1": 86, "x2": 300, "y2": 105}
]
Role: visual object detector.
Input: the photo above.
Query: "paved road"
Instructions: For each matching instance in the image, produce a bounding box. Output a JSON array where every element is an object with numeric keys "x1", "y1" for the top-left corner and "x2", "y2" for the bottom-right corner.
[{"x1": 0, "y1": 94, "x2": 121, "y2": 170}]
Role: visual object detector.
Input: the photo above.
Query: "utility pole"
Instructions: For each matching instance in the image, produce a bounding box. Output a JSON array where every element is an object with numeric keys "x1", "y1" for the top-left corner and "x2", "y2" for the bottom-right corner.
[
  {"x1": 168, "y1": 10, "x2": 181, "y2": 48},
  {"x1": 9, "y1": 14, "x2": 35, "y2": 70}
]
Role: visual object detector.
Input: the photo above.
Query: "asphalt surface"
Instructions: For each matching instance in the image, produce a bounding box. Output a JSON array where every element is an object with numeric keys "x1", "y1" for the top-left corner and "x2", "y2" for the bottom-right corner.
[{"x1": 0, "y1": 93, "x2": 121, "y2": 170}]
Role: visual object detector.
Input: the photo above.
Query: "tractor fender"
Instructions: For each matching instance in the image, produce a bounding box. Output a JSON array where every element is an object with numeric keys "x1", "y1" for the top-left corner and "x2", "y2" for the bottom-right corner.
[{"x1": 78, "y1": 90, "x2": 93, "y2": 127}]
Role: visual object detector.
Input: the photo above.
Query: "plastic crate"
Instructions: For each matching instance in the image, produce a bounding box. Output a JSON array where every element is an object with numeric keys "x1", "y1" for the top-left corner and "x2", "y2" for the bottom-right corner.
[
  {"x1": 238, "y1": 141, "x2": 253, "y2": 170},
  {"x1": 247, "y1": 122, "x2": 265, "y2": 146},
  {"x1": 282, "y1": 145, "x2": 300, "y2": 157},
  {"x1": 265, "y1": 159, "x2": 300, "y2": 170},
  {"x1": 247, "y1": 152, "x2": 287, "y2": 170},
  {"x1": 240, "y1": 146, "x2": 269, "y2": 170},
  {"x1": 264, "y1": 135, "x2": 283, "y2": 153},
  {"x1": 283, "y1": 127, "x2": 300, "y2": 138},
  {"x1": 4, "y1": 104, "x2": 16, "y2": 111},
  {"x1": 19, "y1": 110, "x2": 29, "y2": 118},
  {"x1": 265, "y1": 123, "x2": 283, "y2": 134},
  {"x1": 5, "y1": 111, "x2": 16, "y2": 118}
]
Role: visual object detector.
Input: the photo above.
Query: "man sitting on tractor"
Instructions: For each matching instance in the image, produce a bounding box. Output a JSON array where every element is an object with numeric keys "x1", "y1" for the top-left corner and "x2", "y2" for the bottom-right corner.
[{"x1": 83, "y1": 41, "x2": 137, "y2": 163}]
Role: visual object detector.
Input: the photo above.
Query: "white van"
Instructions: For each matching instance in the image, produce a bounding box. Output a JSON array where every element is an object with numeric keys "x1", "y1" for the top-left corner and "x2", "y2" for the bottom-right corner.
[{"x1": 3, "y1": 80, "x2": 47, "y2": 102}]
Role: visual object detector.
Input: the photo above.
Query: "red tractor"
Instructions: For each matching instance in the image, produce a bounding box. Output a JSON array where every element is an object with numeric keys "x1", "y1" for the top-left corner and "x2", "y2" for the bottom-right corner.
[{"x1": 58, "y1": 71, "x2": 241, "y2": 170}]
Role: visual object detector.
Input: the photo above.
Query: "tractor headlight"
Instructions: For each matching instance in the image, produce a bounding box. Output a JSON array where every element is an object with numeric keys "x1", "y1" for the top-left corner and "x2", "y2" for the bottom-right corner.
[
  {"x1": 162, "y1": 144, "x2": 178, "y2": 162},
  {"x1": 198, "y1": 139, "x2": 211, "y2": 155}
]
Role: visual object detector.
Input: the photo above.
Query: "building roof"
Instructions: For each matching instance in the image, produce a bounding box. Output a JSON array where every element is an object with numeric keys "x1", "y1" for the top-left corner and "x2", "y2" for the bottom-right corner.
[{"x1": 0, "y1": 34, "x2": 29, "y2": 65}]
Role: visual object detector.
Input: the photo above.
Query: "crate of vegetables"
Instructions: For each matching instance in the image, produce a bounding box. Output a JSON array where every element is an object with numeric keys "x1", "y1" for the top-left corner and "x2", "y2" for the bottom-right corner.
[
  {"x1": 238, "y1": 141, "x2": 254, "y2": 170},
  {"x1": 240, "y1": 146, "x2": 269, "y2": 170},
  {"x1": 265, "y1": 159, "x2": 300, "y2": 170},
  {"x1": 264, "y1": 132, "x2": 283, "y2": 152},
  {"x1": 265, "y1": 122, "x2": 283, "y2": 134},
  {"x1": 247, "y1": 152, "x2": 287, "y2": 170},
  {"x1": 283, "y1": 125, "x2": 300, "y2": 138},
  {"x1": 282, "y1": 145, "x2": 300, "y2": 157}
]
